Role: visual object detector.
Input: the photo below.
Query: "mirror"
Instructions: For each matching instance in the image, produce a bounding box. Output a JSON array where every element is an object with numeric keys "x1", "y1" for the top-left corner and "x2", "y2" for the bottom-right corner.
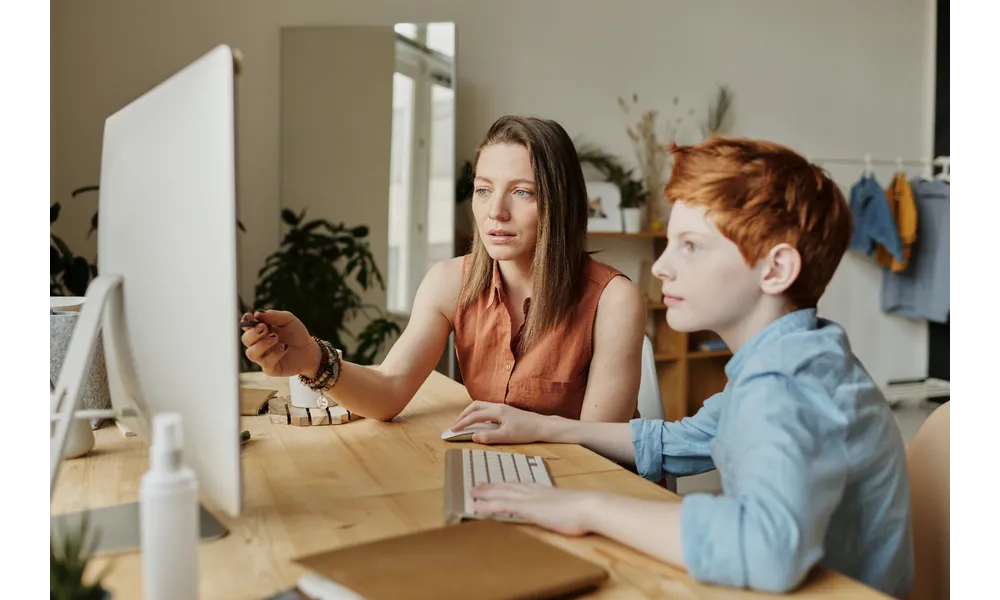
[{"x1": 279, "y1": 22, "x2": 456, "y2": 339}]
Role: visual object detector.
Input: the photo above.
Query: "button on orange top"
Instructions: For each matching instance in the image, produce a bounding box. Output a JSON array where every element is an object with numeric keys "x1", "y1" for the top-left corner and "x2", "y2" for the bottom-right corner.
[{"x1": 453, "y1": 254, "x2": 627, "y2": 419}]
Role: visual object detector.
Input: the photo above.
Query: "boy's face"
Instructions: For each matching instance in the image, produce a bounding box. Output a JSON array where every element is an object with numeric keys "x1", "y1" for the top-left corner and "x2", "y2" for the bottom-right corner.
[{"x1": 652, "y1": 201, "x2": 765, "y2": 334}]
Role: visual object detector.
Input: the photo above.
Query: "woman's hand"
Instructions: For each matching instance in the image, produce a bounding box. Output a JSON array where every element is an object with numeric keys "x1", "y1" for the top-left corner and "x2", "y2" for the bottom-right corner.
[
  {"x1": 448, "y1": 401, "x2": 557, "y2": 445},
  {"x1": 240, "y1": 310, "x2": 322, "y2": 377},
  {"x1": 472, "y1": 483, "x2": 601, "y2": 537}
]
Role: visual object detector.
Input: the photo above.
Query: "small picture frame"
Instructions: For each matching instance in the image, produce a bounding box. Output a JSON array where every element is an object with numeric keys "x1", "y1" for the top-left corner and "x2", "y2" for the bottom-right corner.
[{"x1": 585, "y1": 181, "x2": 622, "y2": 232}]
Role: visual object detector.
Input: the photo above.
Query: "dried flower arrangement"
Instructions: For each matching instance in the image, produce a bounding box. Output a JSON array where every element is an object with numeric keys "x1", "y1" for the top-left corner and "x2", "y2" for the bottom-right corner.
[
  {"x1": 617, "y1": 94, "x2": 694, "y2": 230},
  {"x1": 701, "y1": 84, "x2": 735, "y2": 138}
]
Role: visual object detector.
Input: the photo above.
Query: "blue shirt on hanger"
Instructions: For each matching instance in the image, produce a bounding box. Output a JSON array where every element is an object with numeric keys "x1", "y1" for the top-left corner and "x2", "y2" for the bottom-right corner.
[
  {"x1": 881, "y1": 178, "x2": 950, "y2": 322},
  {"x1": 848, "y1": 174, "x2": 905, "y2": 263}
]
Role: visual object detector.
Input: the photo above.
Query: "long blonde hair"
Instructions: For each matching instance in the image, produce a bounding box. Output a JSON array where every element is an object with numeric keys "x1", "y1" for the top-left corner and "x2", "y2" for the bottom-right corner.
[{"x1": 459, "y1": 116, "x2": 590, "y2": 353}]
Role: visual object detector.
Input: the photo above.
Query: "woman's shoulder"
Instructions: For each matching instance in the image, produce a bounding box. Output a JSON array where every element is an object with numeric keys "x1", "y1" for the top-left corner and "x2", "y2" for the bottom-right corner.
[
  {"x1": 424, "y1": 256, "x2": 467, "y2": 288},
  {"x1": 414, "y1": 256, "x2": 467, "y2": 314},
  {"x1": 583, "y1": 255, "x2": 629, "y2": 286}
]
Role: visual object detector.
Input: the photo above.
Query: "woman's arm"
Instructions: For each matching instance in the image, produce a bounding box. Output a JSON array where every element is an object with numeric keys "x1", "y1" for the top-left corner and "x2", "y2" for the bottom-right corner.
[
  {"x1": 320, "y1": 258, "x2": 463, "y2": 421},
  {"x1": 578, "y1": 276, "x2": 647, "y2": 422}
]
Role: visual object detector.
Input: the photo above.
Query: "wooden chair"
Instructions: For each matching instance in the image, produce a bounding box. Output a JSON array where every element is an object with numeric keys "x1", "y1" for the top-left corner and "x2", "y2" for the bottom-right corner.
[{"x1": 906, "y1": 401, "x2": 950, "y2": 600}]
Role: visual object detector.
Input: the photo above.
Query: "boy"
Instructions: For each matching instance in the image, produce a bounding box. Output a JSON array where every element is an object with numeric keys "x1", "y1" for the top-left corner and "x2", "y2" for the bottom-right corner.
[{"x1": 449, "y1": 137, "x2": 915, "y2": 598}]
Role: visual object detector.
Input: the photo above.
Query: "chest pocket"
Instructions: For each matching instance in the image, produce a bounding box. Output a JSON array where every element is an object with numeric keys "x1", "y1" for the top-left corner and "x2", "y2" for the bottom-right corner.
[{"x1": 508, "y1": 371, "x2": 588, "y2": 419}]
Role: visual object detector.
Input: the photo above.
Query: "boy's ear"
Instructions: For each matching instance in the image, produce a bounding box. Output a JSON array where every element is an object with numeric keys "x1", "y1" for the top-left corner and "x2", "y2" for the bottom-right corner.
[{"x1": 760, "y1": 243, "x2": 801, "y2": 296}]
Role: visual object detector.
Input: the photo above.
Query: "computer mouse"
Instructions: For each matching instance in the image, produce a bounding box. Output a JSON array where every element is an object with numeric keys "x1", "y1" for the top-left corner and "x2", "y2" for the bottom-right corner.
[{"x1": 441, "y1": 422, "x2": 501, "y2": 442}]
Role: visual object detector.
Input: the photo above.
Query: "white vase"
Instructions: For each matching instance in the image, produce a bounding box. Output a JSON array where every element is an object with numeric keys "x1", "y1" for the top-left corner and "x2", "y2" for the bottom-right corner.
[
  {"x1": 622, "y1": 207, "x2": 642, "y2": 234},
  {"x1": 289, "y1": 375, "x2": 324, "y2": 409}
]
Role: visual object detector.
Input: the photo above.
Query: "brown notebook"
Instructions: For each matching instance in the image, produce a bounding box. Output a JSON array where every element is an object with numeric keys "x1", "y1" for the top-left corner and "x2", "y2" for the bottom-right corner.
[
  {"x1": 239, "y1": 387, "x2": 277, "y2": 415},
  {"x1": 293, "y1": 519, "x2": 609, "y2": 600}
]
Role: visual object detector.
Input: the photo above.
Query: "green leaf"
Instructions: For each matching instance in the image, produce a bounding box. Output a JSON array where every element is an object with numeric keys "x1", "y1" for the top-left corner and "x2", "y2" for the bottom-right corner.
[
  {"x1": 66, "y1": 257, "x2": 92, "y2": 297},
  {"x1": 281, "y1": 209, "x2": 300, "y2": 226},
  {"x1": 51, "y1": 246, "x2": 62, "y2": 275},
  {"x1": 71, "y1": 185, "x2": 100, "y2": 198},
  {"x1": 51, "y1": 203, "x2": 62, "y2": 223},
  {"x1": 88, "y1": 212, "x2": 99, "y2": 239},
  {"x1": 53, "y1": 235, "x2": 74, "y2": 263},
  {"x1": 351, "y1": 225, "x2": 369, "y2": 238}
]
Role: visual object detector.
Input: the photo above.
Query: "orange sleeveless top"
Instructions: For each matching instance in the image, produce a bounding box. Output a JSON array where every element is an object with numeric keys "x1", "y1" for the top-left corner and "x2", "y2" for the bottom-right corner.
[{"x1": 453, "y1": 254, "x2": 626, "y2": 419}]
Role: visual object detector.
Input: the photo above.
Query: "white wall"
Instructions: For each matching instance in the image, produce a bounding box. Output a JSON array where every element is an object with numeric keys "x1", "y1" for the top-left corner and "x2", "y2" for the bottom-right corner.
[
  {"x1": 51, "y1": 0, "x2": 937, "y2": 386},
  {"x1": 280, "y1": 26, "x2": 394, "y2": 334}
]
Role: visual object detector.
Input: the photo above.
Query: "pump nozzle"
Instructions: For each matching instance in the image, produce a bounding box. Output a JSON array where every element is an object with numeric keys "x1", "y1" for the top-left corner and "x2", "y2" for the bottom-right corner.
[{"x1": 150, "y1": 412, "x2": 184, "y2": 472}]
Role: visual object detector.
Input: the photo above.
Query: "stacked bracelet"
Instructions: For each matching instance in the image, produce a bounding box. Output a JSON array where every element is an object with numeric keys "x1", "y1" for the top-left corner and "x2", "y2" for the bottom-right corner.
[{"x1": 299, "y1": 337, "x2": 342, "y2": 393}]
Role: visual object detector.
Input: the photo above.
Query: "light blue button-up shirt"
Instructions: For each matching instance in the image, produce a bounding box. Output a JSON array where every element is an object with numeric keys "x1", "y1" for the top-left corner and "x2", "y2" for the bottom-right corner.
[{"x1": 630, "y1": 309, "x2": 914, "y2": 598}]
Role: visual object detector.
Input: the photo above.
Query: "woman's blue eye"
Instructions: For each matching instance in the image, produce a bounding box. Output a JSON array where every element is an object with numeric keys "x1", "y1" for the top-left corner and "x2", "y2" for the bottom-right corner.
[
  {"x1": 684, "y1": 241, "x2": 697, "y2": 253},
  {"x1": 475, "y1": 188, "x2": 489, "y2": 197},
  {"x1": 514, "y1": 189, "x2": 533, "y2": 198}
]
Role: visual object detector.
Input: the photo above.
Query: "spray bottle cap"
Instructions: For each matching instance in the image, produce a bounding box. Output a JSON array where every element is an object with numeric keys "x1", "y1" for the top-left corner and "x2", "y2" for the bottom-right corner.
[{"x1": 150, "y1": 412, "x2": 184, "y2": 472}]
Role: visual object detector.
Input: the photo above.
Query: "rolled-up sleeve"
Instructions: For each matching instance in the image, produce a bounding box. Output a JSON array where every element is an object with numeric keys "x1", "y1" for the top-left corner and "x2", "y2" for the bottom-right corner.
[
  {"x1": 629, "y1": 391, "x2": 724, "y2": 481},
  {"x1": 679, "y1": 371, "x2": 849, "y2": 593}
]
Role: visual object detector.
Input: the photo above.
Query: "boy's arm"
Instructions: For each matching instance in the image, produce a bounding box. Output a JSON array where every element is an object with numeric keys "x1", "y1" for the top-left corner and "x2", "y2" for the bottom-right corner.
[
  {"x1": 451, "y1": 391, "x2": 726, "y2": 473},
  {"x1": 677, "y1": 372, "x2": 849, "y2": 593},
  {"x1": 627, "y1": 391, "x2": 725, "y2": 481}
]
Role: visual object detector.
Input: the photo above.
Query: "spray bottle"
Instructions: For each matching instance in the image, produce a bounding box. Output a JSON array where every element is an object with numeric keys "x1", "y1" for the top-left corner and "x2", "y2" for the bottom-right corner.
[{"x1": 140, "y1": 412, "x2": 199, "y2": 599}]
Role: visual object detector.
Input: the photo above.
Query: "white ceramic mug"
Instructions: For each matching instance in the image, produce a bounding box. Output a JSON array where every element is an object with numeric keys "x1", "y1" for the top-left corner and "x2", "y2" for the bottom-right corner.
[{"x1": 288, "y1": 376, "x2": 323, "y2": 409}]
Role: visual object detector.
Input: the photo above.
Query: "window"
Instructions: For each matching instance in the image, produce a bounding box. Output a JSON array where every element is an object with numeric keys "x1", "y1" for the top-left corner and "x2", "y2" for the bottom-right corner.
[{"x1": 387, "y1": 23, "x2": 455, "y2": 315}]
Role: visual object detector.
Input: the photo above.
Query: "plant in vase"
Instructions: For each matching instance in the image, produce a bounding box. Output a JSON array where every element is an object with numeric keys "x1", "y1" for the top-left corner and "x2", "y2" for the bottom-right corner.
[
  {"x1": 576, "y1": 143, "x2": 647, "y2": 232},
  {"x1": 618, "y1": 176, "x2": 648, "y2": 234},
  {"x1": 617, "y1": 93, "x2": 694, "y2": 231}
]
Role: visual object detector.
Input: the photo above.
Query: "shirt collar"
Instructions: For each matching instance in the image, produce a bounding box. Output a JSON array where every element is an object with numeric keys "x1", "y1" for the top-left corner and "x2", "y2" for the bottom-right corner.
[
  {"x1": 724, "y1": 308, "x2": 818, "y2": 380},
  {"x1": 485, "y1": 259, "x2": 533, "y2": 316},
  {"x1": 486, "y1": 259, "x2": 504, "y2": 308}
]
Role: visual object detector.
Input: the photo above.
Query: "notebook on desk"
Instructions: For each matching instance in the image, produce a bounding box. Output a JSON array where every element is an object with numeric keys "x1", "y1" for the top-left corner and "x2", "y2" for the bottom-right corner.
[{"x1": 293, "y1": 519, "x2": 608, "y2": 600}]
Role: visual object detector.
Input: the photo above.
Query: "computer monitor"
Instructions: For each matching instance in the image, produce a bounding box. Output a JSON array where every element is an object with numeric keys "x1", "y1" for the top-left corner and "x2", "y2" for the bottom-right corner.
[{"x1": 50, "y1": 44, "x2": 243, "y2": 550}]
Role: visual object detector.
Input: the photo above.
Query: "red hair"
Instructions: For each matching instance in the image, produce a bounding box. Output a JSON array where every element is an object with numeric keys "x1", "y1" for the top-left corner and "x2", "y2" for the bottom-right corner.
[{"x1": 664, "y1": 137, "x2": 852, "y2": 308}]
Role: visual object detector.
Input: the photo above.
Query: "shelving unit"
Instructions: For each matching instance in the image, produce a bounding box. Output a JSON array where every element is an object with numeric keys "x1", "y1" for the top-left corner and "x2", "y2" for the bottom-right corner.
[
  {"x1": 453, "y1": 230, "x2": 732, "y2": 421},
  {"x1": 596, "y1": 232, "x2": 731, "y2": 422}
]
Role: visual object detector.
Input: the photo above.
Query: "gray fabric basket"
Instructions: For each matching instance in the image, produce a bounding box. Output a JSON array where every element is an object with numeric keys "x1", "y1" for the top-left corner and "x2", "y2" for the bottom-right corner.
[{"x1": 50, "y1": 311, "x2": 112, "y2": 429}]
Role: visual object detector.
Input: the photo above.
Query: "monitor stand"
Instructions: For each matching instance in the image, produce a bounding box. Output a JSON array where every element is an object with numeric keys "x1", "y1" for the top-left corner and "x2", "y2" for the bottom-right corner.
[
  {"x1": 51, "y1": 502, "x2": 228, "y2": 556},
  {"x1": 50, "y1": 275, "x2": 230, "y2": 553}
]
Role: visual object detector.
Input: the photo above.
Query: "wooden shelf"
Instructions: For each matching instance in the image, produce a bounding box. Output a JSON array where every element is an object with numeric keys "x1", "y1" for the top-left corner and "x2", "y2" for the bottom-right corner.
[
  {"x1": 647, "y1": 301, "x2": 666, "y2": 310},
  {"x1": 654, "y1": 353, "x2": 681, "y2": 362}
]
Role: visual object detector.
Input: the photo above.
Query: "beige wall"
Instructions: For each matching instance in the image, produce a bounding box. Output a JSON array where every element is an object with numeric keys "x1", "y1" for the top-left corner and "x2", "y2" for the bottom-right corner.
[
  {"x1": 280, "y1": 26, "x2": 394, "y2": 329},
  {"x1": 51, "y1": 0, "x2": 937, "y2": 386}
]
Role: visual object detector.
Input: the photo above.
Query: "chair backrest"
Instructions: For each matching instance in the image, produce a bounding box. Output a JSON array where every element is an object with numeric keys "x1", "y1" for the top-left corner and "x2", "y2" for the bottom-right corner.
[
  {"x1": 906, "y1": 401, "x2": 950, "y2": 600},
  {"x1": 637, "y1": 336, "x2": 664, "y2": 420}
]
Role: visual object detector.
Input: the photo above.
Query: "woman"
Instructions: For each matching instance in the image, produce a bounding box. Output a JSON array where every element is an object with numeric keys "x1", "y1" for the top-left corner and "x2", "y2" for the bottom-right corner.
[{"x1": 241, "y1": 115, "x2": 646, "y2": 422}]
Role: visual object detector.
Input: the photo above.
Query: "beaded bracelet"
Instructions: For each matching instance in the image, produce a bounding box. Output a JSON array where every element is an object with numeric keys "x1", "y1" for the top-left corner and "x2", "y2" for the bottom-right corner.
[{"x1": 298, "y1": 337, "x2": 342, "y2": 392}]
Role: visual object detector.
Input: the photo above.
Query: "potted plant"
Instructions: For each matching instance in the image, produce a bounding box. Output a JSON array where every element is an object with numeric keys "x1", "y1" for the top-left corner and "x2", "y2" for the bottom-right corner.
[
  {"x1": 50, "y1": 186, "x2": 100, "y2": 297},
  {"x1": 576, "y1": 143, "x2": 648, "y2": 233},
  {"x1": 618, "y1": 174, "x2": 648, "y2": 234},
  {"x1": 252, "y1": 209, "x2": 401, "y2": 367},
  {"x1": 51, "y1": 515, "x2": 112, "y2": 600}
]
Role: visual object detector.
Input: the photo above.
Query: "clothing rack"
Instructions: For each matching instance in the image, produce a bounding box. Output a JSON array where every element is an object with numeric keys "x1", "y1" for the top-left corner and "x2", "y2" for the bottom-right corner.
[{"x1": 810, "y1": 154, "x2": 950, "y2": 181}]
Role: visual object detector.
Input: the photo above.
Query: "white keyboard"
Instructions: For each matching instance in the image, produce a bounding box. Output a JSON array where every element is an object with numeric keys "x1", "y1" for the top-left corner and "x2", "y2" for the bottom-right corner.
[{"x1": 443, "y1": 448, "x2": 553, "y2": 524}]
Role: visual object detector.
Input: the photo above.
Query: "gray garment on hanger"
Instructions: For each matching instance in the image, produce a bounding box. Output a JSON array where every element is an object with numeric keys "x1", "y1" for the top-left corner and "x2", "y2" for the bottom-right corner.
[{"x1": 880, "y1": 178, "x2": 949, "y2": 323}]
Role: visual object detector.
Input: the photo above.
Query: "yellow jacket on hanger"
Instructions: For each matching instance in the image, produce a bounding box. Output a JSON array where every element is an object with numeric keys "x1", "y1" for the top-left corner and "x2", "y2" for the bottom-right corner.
[{"x1": 876, "y1": 173, "x2": 918, "y2": 272}]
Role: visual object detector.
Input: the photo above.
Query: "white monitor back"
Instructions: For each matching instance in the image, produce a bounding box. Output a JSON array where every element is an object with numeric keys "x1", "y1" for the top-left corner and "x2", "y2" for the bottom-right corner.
[{"x1": 98, "y1": 45, "x2": 243, "y2": 516}]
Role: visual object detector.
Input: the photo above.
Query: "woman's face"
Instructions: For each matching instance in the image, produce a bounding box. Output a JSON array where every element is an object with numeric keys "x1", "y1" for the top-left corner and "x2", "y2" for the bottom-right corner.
[{"x1": 472, "y1": 143, "x2": 540, "y2": 263}]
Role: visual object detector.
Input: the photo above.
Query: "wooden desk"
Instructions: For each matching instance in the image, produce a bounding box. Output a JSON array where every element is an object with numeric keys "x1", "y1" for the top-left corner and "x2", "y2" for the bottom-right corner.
[{"x1": 51, "y1": 372, "x2": 888, "y2": 599}]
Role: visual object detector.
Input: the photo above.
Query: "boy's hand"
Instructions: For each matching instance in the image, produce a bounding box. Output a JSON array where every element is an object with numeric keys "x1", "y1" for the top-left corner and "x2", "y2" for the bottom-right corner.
[
  {"x1": 449, "y1": 401, "x2": 554, "y2": 445},
  {"x1": 471, "y1": 483, "x2": 600, "y2": 537}
]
